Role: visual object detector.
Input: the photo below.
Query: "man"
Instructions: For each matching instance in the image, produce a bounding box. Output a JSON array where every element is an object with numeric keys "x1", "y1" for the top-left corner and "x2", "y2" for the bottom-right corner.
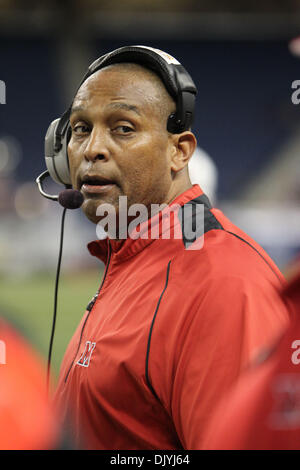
[
  {"x1": 202, "y1": 267, "x2": 300, "y2": 450},
  {"x1": 53, "y1": 46, "x2": 289, "y2": 449}
]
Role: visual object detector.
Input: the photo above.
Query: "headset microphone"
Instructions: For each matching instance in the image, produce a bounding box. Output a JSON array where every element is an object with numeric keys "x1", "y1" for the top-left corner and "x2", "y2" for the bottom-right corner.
[{"x1": 58, "y1": 189, "x2": 84, "y2": 209}]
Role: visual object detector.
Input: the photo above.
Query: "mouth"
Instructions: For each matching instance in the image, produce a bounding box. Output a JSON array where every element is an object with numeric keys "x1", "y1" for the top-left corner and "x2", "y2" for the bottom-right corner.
[{"x1": 79, "y1": 175, "x2": 116, "y2": 195}]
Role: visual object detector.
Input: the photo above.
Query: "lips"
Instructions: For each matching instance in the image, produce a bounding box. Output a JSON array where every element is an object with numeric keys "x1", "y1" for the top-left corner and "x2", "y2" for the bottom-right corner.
[{"x1": 79, "y1": 175, "x2": 116, "y2": 195}]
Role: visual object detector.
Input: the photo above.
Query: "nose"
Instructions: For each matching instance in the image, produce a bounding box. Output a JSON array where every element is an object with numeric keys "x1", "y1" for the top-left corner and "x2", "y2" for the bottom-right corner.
[{"x1": 83, "y1": 127, "x2": 109, "y2": 163}]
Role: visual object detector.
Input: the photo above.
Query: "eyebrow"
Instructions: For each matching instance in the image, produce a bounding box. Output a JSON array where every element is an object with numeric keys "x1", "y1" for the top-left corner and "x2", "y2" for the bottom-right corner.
[
  {"x1": 107, "y1": 102, "x2": 142, "y2": 116},
  {"x1": 70, "y1": 105, "x2": 85, "y2": 115},
  {"x1": 70, "y1": 102, "x2": 142, "y2": 116}
]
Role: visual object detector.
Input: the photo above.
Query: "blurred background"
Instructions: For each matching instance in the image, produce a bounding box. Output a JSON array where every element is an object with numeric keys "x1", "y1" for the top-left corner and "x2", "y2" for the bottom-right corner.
[{"x1": 1, "y1": 0, "x2": 300, "y2": 377}]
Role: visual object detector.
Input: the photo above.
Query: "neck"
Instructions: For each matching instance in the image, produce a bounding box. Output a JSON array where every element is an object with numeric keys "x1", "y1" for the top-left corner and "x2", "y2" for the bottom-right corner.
[
  {"x1": 165, "y1": 175, "x2": 193, "y2": 207},
  {"x1": 104, "y1": 180, "x2": 194, "y2": 242}
]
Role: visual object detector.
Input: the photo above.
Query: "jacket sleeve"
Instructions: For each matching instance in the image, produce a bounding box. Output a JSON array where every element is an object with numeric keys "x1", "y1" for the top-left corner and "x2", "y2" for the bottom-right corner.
[{"x1": 148, "y1": 273, "x2": 290, "y2": 449}]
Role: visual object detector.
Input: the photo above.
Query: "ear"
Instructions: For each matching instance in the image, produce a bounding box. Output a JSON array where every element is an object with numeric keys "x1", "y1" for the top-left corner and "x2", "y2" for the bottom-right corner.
[{"x1": 170, "y1": 131, "x2": 197, "y2": 173}]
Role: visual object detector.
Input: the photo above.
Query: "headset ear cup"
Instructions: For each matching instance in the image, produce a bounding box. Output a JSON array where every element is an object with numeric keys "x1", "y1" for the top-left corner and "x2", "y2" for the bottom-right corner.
[{"x1": 45, "y1": 119, "x2": 72, "y2": 186}]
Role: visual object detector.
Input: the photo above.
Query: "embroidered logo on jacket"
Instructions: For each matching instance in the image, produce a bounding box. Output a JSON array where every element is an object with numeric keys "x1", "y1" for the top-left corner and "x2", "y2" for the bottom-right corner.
[{"x1": 76, "y1": 341, "x2": 96, "y2": 367}]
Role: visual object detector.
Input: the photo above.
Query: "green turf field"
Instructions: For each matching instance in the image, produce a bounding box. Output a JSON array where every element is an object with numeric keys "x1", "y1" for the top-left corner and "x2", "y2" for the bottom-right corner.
[{"x1": 0, "y1": 268, "x2": 103, "y2": 379}]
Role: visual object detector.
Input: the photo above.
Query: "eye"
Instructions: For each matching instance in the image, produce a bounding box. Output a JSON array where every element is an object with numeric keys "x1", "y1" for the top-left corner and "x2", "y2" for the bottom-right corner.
[
  {"x1": 113, "y1": 125, "x2": 134, "y2": 135},
  {"x1": 72, "y1": 124, "x2": 90, "y2": 135}
]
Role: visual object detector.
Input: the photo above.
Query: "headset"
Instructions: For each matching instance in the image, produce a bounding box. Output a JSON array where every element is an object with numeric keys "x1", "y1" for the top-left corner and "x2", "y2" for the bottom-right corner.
[{"x1": 36, "y1": 45, "x2": 197, "y2": 198}]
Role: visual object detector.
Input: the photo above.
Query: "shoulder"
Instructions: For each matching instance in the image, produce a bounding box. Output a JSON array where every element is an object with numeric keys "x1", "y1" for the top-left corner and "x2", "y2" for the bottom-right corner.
[{"x1": 172, "y1": 206, "x2": 285, "y2": 291}]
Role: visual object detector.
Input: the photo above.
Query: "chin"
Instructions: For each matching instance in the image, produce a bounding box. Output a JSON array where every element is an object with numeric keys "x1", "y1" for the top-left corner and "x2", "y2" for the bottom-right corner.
[
  {"x1": 81, "y1": 198, "x2": 119, "y2": 226},
  {"x1": 81, "y1": 200, "x2": 100, "y2": 224}
]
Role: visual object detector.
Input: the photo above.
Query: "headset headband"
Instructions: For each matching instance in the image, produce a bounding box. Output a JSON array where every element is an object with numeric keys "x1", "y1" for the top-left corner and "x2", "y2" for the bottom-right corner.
[{"x1": 44, "y1": 45, "x2": 197, "y2": 186}]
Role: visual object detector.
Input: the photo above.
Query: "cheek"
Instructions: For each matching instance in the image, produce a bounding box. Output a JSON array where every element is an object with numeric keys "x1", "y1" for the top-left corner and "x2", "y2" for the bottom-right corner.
[
  {"x1": 132, "y1": 133, "x2": 168, "y2": 170},
  {"x1": 119, "y1": 138, "x2": 171, "y2": 199},
  {"x1": 137, "y1": 138, "x2": 170, "y2": 182}
]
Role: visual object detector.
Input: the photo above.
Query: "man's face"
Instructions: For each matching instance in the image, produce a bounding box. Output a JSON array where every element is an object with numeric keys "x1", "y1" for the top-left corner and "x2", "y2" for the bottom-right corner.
[{"x1": 68, "y1": 64, "x2": 175, "y2": 226}]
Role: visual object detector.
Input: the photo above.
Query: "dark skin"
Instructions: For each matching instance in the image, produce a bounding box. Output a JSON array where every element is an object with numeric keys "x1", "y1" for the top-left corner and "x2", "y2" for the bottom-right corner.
[{"x1": 68, "y1": 63, "x2": 197, "y2": 236}]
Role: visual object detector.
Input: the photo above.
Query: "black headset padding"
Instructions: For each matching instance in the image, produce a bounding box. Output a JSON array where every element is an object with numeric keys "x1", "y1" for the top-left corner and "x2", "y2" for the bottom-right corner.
[{"x1": 87, "y1": 46, "x2": 196, "y2": 99}]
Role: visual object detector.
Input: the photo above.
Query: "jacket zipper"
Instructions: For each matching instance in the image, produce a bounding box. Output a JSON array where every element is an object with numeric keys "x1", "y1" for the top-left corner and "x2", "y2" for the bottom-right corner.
[{"x1": 64, "y1": 241, "x2": 112, "y2": 383}]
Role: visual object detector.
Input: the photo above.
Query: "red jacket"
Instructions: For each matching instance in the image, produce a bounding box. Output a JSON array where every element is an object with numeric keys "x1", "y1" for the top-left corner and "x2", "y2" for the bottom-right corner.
[
  {"x1": 203, "y1": 268, "x2": 300, "y2": 450},
  {"x1": 54, "y1": 184, "x2": 289, "y2": 449}
]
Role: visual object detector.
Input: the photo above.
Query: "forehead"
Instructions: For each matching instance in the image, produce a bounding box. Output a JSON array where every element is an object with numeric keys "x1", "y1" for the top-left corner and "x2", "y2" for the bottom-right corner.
[{"x1": 72, "y1": 65, "x2": 164, "y2": 114}]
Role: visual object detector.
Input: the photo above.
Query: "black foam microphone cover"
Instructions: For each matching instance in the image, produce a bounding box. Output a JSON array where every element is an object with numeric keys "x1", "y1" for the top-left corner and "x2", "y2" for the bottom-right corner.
[{"x1": 58, "y1": 189, "x2": 84, "y2": 209}]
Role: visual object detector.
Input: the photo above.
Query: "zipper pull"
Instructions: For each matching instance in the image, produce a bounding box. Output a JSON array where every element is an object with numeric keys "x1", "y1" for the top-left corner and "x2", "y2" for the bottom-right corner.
[{"x1": 86, "y1": 293, "x2": 98, "y2": 312}]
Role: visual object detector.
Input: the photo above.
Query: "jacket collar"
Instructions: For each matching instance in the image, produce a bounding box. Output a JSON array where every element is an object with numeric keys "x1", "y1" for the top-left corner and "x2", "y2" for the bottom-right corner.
[{"x1": 87, "y1": 184, "x2": 205, "y2": 264}]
